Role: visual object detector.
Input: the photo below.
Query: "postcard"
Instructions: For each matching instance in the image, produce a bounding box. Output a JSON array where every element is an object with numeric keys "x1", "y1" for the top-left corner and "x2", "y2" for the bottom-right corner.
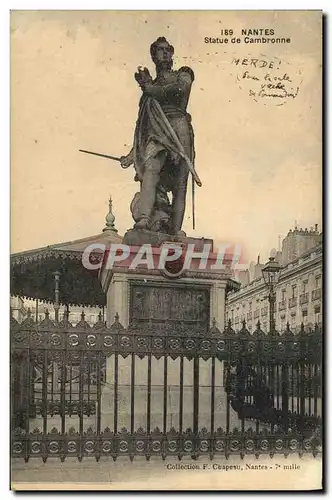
[{"x1": 10, "y1": 10, "x2": 322, "y2": 491}]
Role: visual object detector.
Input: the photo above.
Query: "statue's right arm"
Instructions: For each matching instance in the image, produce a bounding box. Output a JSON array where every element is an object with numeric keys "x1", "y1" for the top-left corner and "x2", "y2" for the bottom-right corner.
[
  {"x1": 127, "y1": 147, "x2": 134, "y2": 160},
  {"x1": 120, "y1": 148, "x2": 134, "y2": 168}
]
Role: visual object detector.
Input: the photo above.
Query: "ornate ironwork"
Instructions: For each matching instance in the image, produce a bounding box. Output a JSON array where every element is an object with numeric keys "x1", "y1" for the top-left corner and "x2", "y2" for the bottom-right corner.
[
  {"x1": 11, "y1": 314, "x2": 321, "y2": 362},
  {"x1": 10, "y1": 425, "x2": 322, "y2": 462},
  {"x1": 11, "y1": 311, "x2": 322, "y2": 462}
]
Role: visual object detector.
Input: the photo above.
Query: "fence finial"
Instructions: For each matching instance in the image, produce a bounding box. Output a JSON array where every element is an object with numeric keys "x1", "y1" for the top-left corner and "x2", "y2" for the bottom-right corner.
[
  {"x1": 81, "y1": 310, "x2": 85, "y2": 321},
  {"x1": 225, "y1": 319, "x2": 234, "y2": 336}
]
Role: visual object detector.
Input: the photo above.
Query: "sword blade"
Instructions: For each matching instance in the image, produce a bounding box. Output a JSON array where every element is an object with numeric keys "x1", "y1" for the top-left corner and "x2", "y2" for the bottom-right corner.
[{"x1": 79, "y1": 149, "x2": 121, "y2": 162}]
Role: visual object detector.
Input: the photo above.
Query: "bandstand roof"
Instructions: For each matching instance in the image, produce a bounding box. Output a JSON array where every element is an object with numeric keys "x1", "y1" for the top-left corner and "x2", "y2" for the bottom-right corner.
[
  {"x1": 10, "y1": 230, "x2": 122, "y2": 307},
  {"x1": 11, "y1": 196, "x2": 123, "y2": 307}
]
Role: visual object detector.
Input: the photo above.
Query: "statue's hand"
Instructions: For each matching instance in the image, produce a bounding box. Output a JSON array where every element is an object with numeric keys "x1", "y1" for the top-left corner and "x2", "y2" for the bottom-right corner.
[
  {"x1": 135, "y1": 66, "x2": 153, "y2": 89},
  {"x1": 120, "y1": 154, "x2": 133, "y2": 169}
]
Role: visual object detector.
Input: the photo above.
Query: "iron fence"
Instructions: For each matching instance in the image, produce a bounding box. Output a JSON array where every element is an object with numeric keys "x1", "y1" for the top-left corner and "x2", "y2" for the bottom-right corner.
[{"x1": 11, "y1": 309, "x2": 322, "y2": 462}]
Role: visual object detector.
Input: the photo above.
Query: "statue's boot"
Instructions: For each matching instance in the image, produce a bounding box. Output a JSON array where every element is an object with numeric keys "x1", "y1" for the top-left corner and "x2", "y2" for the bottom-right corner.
[
  {"x1": 134, "y1": 216, "x2": 151, "y2": 230},
  {"x1": 175, "y1": 230, "x2": 186, "y2": 238}
]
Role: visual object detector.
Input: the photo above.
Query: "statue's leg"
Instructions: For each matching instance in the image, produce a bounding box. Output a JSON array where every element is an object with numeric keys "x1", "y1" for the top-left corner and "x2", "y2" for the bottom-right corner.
[
  {"x1": 171, "y1": 160, "x2": 189, "y2": 234},
  {"x1": 135, "y1": 150, "x2": 167, "y2": 229}
]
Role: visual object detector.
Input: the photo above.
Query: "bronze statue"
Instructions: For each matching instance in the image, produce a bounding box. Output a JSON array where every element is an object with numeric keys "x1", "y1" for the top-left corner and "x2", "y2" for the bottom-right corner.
[{"x1": 120, "y1": 37, "x2": 201, "y2": 236}]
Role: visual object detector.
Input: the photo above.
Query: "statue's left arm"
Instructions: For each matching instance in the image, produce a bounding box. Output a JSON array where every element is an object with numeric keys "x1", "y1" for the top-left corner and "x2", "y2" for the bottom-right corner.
[{"x1": 143, "y1": 67, "x2": 194, "y2": 100}]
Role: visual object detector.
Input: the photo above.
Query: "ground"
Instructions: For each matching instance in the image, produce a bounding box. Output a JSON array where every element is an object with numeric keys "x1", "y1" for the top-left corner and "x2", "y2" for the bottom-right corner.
[{"x1": 11, "y1": 455, "x2": 322, "y2": 490}]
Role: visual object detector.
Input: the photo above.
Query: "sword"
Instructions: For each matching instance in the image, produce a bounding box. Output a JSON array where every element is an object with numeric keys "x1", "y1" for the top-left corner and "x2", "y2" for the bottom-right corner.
[{"x1": 79, "y1": 149, "x2": 121, "y2": 162}]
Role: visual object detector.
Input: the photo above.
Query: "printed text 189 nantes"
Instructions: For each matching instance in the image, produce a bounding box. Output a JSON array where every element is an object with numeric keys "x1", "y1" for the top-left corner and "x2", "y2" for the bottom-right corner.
[{"x1": 205, "y1": 29, "x2": 291, "y2": 45}]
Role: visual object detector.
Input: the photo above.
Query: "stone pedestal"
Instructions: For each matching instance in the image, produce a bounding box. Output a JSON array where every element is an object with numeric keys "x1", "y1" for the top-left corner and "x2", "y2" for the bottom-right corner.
[
  {"x1": 102, "y1": 271, "x2": 229, "y2": 330},
  {"x1": 99, "y1": 235, "x2": 238, "y2": 431}
]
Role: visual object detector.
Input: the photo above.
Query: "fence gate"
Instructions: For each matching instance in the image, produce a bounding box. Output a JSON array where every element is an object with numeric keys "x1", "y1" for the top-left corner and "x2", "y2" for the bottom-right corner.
[{"x1": 11, "y1": 309, "x2": 322, "y2": 462}]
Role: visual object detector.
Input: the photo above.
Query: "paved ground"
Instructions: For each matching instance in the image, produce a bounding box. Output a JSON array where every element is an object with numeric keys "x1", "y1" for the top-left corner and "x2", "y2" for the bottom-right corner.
[{"x1": 11, "y1": 455, "x2": 322, "y2": 491}]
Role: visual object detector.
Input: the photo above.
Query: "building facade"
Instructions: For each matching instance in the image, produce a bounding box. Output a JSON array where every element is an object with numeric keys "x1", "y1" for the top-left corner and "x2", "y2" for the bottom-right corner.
[
  {"x1": 281, "y1": 224, "x2": 321, "y2": 265},
  {"x1": 10, "y1": 296, "x2": 27, "y2": 323},
  {"x1": 226, "y1": 243, "x2": 322, "y2": 333}
]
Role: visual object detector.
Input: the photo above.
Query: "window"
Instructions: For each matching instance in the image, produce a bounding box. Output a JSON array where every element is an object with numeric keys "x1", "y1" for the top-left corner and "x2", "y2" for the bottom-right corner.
[
  {"x1": 315, "y1": 275, "x2": 321, "y2": 288},
  {"x1": 292, "y1": 285, "x2": 297, "y2": 298},
  {"x1": 249, "y1": 302, "x2": 252, "y2": 311},
  {"x1": 302, "y1": 280, "x2": 308, "y2": 293},
  {"x1": 281, "y1": 289, "x2": 286, "y2": 301},
  {"x1": 315, "y1": 305, "x2": 321, "y2": 324}
]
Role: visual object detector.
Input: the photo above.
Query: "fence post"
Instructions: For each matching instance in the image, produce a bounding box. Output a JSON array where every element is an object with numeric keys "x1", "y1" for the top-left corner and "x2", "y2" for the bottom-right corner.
[
  {"x1": 193, "y1": 356, "x2": 199, "y2": 435},
  {"x1": 281, "y1": 362, "x2": 289, "y2": 431}
]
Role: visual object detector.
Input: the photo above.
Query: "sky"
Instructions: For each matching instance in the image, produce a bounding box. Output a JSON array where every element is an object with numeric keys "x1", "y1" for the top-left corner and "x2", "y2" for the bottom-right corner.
[{"x1": 11, "y1": 10, "x2": 322, "y2": 264}]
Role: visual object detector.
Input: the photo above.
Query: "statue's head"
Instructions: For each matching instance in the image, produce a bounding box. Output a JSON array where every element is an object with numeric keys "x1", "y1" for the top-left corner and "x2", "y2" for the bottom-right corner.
[{"x1": 150, "y1": 37, "x2": 174, "y2": 68}]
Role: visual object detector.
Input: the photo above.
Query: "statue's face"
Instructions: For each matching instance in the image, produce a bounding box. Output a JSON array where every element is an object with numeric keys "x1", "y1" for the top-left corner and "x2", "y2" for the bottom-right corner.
[{"x1": 154, "y1": 41, "x2": 172, "y2": 64}]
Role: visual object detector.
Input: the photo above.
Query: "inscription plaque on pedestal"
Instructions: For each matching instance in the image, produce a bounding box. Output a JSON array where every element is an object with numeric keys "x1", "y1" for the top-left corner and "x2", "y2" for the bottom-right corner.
[{"x1": 130, "y1": 281, "x2": 210, "y2": 334}]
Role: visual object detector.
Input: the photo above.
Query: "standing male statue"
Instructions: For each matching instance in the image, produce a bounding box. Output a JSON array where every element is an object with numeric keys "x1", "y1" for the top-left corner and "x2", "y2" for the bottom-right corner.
[{"x1": 120, "y1": 37, "x2": 201, "y2": 236}]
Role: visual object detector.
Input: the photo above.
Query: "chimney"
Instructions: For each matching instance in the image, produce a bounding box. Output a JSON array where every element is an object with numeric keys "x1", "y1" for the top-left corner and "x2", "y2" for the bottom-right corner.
[
  {"x1": 315, "y1": 223, "x2": 318, "y2": 232},
  {"x1": 257, "y1": 255, "x2": 260, "y2": 265}
]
